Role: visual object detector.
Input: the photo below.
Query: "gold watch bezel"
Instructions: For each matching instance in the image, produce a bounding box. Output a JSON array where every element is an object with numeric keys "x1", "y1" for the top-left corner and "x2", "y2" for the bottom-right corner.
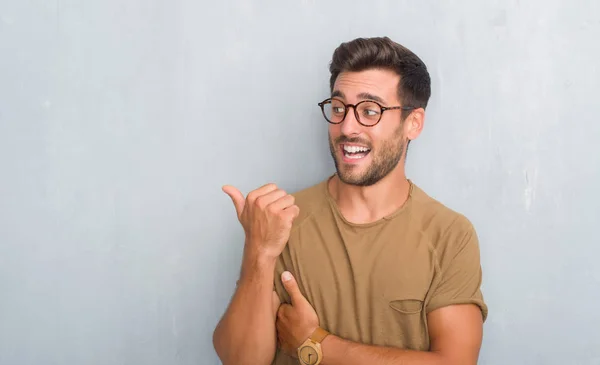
[{"x1": 297, "y1": 338, "x2": 322, "y2": 365}]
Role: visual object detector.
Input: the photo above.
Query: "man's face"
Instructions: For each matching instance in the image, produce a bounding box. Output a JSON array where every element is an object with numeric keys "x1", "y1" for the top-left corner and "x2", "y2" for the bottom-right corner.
[{"x1": 328, "y1": 69, "x2": 410, "y2": 186}]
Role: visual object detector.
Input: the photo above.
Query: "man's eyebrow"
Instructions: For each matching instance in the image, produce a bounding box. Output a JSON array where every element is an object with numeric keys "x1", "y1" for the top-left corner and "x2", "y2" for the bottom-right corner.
[
  {"x1": 331, "y1": 90, "x2": 344, "y2": 98},
  {"x1": 357, "y1": 92, "x2": 385, "y2": 104},
  {"x1": 331, "y1": 91, "x2": 386, "y2": 104}
]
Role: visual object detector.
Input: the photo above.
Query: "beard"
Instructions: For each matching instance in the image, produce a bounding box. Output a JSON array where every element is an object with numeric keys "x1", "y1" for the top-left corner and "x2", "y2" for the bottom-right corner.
[{"x1": 328, "y1": 125, "x2": 406, "y2": 187}]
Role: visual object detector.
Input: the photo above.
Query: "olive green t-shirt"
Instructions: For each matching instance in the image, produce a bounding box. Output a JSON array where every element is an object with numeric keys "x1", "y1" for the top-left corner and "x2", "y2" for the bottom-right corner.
[{"x1": 272, "y1": 176, "x2": 487, "y2": 364}]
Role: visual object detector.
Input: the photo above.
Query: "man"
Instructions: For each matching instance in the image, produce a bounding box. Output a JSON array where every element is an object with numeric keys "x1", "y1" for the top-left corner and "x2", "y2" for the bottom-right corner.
[{"x1": 213, "y1": 36, "x2": 487, "y2": 365}]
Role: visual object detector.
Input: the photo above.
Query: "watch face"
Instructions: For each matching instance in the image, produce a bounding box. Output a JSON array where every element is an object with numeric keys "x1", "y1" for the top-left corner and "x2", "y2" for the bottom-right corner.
[{"x1": 299, "y1": 345, "x2": 319, "y2": 365}]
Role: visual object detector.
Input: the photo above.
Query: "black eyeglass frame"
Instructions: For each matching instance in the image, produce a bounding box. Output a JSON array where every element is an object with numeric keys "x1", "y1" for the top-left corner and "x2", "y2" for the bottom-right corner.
[{"x1": 317, "y1": 97, "x2": 415, "y2": 127}]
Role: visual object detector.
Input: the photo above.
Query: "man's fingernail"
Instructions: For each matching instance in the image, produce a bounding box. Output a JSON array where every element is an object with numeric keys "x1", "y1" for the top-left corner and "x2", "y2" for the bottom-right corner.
[{"x1": 282, "y1": 271, "x2": 292, "y2": 282}]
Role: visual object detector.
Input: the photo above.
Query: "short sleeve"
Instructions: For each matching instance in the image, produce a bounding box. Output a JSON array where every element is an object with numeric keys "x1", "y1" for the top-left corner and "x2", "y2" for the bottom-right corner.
[{"x1": 426, "y1": 217, "x2": 488, "y2": 322}]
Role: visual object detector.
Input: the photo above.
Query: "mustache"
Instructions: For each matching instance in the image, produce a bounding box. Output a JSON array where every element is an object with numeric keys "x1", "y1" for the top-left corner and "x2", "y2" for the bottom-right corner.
[{"x1": 335, "y1": 136, "x2": 372, "y2": 148}]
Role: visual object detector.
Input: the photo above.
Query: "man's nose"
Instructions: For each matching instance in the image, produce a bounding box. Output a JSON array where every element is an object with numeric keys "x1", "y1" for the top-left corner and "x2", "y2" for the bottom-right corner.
[{"x1": 340, "y1": 107, "x2": 363, "y2": 136}]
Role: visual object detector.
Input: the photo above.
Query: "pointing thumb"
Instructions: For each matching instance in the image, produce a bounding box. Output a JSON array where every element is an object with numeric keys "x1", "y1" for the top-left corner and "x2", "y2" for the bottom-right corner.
[
  {"x1": 222, "y1": 185, "x2": 245, "y2": 218},
  {"x1": 282, "y1": 271, "x2": 306, "y2": 306}
]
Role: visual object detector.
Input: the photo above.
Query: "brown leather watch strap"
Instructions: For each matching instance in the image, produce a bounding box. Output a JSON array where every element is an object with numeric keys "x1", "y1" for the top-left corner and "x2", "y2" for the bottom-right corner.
[{"x1": 310, "y1": 327, "x2": 330, "y2": 343}]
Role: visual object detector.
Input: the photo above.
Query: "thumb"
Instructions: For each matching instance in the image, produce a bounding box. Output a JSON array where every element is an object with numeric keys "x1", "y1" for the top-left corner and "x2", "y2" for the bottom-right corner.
[
  {"x1": 222, "y1": 185, "x2": 245, "y2": 218},
  {"x1": 281, "y1": 271, "x2": 306, "y2": 306}
]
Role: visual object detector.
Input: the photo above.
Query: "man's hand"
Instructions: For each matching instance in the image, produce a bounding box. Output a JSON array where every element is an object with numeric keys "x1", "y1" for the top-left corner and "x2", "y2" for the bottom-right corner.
[
  {"x1": 213, "y1": 184, "x2": 299, "y2": 365},
  {"x1": 276, "y1": 271, "x2": 319, "y2": 358},
  {"x1": 222, "y1": 183, "x2": 300, "y2": 259}
]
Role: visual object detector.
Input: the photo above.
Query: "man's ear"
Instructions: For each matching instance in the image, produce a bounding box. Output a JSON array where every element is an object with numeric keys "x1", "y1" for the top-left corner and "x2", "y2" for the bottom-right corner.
[{"x1": 405, "y1": 108, "x2": 425, "y2": 141}]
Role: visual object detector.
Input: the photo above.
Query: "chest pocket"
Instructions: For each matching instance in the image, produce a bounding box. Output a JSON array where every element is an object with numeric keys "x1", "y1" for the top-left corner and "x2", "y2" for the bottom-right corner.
[
  {"x1": 381, "y1": 286, "x2": 429, "y2": 350},
  {"x1": 388, "y1": 297, "x2": 424, "y2": 314},
  {"x1": 384, "y1": 284, "x2": 426, "y2": 315}
]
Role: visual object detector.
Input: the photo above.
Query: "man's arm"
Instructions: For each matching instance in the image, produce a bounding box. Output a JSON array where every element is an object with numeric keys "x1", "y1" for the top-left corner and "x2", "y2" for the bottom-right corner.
[
  {"x1": 212, "y1": 247, "x2": 280, "y2": 365},
  {"x1": 319, "y1": 304, "x2": 483, "y2": 365},
  {"x1": 212, "y1": 183, "x2": 300, "y2": 365}
]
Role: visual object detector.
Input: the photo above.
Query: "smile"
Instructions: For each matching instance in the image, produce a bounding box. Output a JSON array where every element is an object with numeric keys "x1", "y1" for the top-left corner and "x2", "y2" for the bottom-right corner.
[{"x1": 341, "y1": 144, "x2": 371, "y2": 161}]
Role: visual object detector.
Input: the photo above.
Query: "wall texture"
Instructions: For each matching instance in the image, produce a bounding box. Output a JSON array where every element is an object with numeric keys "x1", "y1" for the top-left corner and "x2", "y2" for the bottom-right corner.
[{"x1": 1, "y1": 1, "x2": 599, "y2": 364}]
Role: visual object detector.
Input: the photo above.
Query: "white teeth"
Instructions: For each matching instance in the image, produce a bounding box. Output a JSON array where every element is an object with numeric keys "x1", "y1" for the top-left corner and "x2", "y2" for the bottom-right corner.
[{"x1": 343, "y1": 145, "x2": 370, "y2": 153}]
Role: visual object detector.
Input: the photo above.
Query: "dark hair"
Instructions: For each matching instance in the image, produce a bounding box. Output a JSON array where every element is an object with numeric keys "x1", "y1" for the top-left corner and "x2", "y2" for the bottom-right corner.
[{"x1": 329, "y1": 37, "x2": 431, "y2": 116}]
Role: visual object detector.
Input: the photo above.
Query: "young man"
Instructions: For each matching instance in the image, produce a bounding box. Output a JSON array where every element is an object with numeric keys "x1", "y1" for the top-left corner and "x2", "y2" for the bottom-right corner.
[{"x1": 213, "y1": 37, "x2": 488, "y2": 365}]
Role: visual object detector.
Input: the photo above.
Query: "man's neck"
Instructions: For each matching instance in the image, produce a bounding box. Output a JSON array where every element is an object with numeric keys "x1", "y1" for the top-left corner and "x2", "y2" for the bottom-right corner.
[{"x1": 328, "y1": 169, "x2": 411, "y2": 225}]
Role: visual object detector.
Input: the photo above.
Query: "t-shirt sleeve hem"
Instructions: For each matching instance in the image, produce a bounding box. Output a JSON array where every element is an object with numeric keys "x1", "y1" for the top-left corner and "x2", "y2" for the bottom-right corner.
[{"x1": 426, "y1": 298, "x2": 488, "y2": 322}]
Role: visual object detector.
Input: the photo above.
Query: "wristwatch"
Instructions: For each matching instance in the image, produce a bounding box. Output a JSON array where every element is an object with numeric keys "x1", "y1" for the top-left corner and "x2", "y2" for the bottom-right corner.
[{"x1": 297, "y1": 327, "x2": 329, "y2": 365}]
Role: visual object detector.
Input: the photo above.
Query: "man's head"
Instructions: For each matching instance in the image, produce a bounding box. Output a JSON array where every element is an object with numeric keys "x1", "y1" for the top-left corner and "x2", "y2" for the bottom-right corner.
[{"x1": 323, "y1": 37, "x2": 431, "y2": 186}]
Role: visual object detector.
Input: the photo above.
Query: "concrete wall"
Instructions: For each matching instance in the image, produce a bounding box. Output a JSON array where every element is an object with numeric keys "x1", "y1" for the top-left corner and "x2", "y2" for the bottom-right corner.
[{"x1": 1, "y1": 1, "x2": 598, "y2": 364}]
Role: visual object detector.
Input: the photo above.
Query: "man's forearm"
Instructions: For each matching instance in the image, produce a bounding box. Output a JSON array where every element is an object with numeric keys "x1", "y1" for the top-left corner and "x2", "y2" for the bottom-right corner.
[
  {"x1": 213, "y1": 246, "x2": 278, "y2": 365},
  {"x1": 321, "y1": 335, "x2": 446, "y2": 365}
]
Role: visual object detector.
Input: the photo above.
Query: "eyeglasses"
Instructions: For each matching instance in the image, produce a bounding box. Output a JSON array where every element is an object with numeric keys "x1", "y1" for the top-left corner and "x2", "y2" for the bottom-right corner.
[{"x1": 317, "y1": 97, "x2": 415, "y2": 127}]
